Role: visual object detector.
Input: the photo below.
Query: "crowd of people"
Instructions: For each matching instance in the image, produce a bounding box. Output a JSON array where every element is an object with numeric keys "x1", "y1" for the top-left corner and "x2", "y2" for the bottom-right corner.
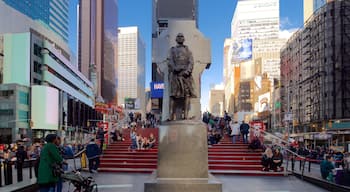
[
  {"x1": 127, "y1": 112, "x2": 159, "y2": 129},
  {"x1": 129, "y1": 128, "x2": 156, "y2": 151}
]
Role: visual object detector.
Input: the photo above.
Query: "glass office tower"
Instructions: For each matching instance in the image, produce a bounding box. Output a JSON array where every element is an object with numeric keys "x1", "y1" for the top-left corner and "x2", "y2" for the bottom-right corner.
[{"x1": 3, "y1": 0, "x2": 69, "y2": 42}]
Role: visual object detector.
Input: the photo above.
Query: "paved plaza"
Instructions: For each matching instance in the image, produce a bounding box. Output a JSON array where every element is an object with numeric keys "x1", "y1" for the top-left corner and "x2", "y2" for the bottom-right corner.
[{"x1": 60, "y1": 172, "x2": 328, "y2": 192}]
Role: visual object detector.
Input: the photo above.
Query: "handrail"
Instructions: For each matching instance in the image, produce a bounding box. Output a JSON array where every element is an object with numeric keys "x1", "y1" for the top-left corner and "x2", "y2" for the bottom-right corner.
[
  {"x1": 260, "y1": 130, "x2": 306, "y2": 160},
  {"x1": 259, "y1": 129, "x2": 308, "y2": 178}
]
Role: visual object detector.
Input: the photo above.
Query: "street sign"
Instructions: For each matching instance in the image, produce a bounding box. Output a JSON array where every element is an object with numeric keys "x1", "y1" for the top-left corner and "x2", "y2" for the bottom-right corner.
[{"x1": 284, "y1": 113, "x2": 293, "y2": 121}]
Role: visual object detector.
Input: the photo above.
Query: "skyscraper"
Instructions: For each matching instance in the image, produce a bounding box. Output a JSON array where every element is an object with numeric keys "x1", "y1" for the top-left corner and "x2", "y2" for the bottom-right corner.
[
  {"x1": 78, "y1": 0, "x2": 118, "y2": 103},
  {"x1": 303, "y1": 0, "x2": 333, "y2": 24},
  {"x1": 231, "y1": 0, "x2": 279, "y2": 40},
  {"x1": 118, "y1": 27, "x2": 146, "y2": 114},
  {"x1": 3, "y1": 0, "x2": 69, "y2": 42}
]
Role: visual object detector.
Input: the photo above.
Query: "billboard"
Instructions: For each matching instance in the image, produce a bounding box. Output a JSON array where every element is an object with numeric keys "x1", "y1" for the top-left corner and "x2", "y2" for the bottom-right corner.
[
  {"x1": 258, "y1": 92, "x2": 270, "y2": 112},
  {"x1": 31, "y1": 86, "x2": 59, "y2": 130},
  {"x1": 150, "y1": 82, "x2": 164, "y2": 98},
  {"x1": 230, "y1": 39, "x2": 252, "y2": 62},
  {"x1": 125, "y1": 98, "x2": 136, "y2": 109}
]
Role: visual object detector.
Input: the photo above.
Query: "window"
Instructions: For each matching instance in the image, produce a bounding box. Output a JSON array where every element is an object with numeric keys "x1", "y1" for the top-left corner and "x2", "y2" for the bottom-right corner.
[
  {"x1": 0, "y1": 90, "x2": 14, "y2": 98},
  {"x1": 0, "y1": 109, "x2": 13, "y2": 116},
  {"x1": 34, "y1": 61, "x2": 42, "y2": 74},
  {"x1": 34, "y1": 43, "x2": 42, "y2": 57},
  {"x1": 18, "y1": 110, "x2": 28, "y2": 121},
  {"x1": 19, "y1": 91, "x2": 28, "y2": 105}
]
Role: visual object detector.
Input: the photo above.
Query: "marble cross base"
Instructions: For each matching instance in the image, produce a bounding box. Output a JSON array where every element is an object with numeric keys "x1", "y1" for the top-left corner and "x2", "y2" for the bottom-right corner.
[{"x1": 144, "y1": 120, "x2": 222, "y2": 192}]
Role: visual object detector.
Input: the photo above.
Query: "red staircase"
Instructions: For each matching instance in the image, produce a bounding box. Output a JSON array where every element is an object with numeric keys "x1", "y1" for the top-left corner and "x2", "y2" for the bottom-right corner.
[
  {"x1": 99, "y1": 128, "x2": 158, "y2": 173},
  {"x1": 208, "y1": 137, "x2": 284, "y2": 176},
  {"x1": 99, "y1": 128, "x2": 284, "y2": 176}
]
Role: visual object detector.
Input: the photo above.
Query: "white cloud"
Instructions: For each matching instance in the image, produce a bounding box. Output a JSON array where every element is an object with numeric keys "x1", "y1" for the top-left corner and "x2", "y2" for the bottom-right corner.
[
  {"x1": 279, "y1": 28, "x2": 298, "y2": 39},
  {"x1": 280, "y1": 17, "x2": 293, "y2": 30}
]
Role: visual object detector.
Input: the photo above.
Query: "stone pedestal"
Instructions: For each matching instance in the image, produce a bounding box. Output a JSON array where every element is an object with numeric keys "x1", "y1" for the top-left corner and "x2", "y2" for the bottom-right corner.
[{"x1": 144, "y1": 120, "x2": 222, "y2": 192}]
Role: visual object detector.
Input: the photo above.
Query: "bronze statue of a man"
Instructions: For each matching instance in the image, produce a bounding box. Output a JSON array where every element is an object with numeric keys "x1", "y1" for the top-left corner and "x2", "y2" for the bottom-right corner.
[{"x1": 168, "y1": 33, "x2": 196, "y2": 120}]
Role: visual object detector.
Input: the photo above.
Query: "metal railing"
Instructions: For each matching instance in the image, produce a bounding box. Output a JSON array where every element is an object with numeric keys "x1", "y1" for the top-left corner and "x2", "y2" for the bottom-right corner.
[
  {"x1": 259, "y1": 130, "x2": 307, "y2": 178},
  {"x1": 0, "y1": 148, "x2": 86, "y2": 188}
]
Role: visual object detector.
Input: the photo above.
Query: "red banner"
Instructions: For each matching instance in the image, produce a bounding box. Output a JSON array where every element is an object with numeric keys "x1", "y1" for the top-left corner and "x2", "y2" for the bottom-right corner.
[{"x1": 250, "y1": 121, "x2": 265, "y2": 142}]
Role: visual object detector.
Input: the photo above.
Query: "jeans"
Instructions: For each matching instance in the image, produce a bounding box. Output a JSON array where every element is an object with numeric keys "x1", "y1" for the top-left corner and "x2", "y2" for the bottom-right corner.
[
  {"x1": 100, "y1": 140, "x2": 104, "y2": 151},
  {"x1": 131, "y1": 139, "x2": 137, "y2": 149},
  {"x1": 232, "y1": 135, "x2": 239, "y2": 144},
  {"x1": 242, "y1": 133, "x2": 248, "y2": 143},
  {"x1": 56, "y1": 178, "x2": 62, "y2": 192},
  {"x1": 40, "y1": 186, "x2": 55, "y2": 192},
  {"x1": 88, "y1": 157, "x2": 100, "y2": 172}
]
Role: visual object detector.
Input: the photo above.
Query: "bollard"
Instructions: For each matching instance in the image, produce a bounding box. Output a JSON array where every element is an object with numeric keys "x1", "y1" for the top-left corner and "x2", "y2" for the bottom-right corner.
[
  {"x1": 4, "y1": 160, "x2": 13, "y2": 185},
  {"x1": 308, "y1": 160, "x2": 311, "y2": 172},
  {"x1": 29, "y1": 160, "x2": 33, "y2": 179},
  {"x1": 291, "y1": 156, "x2": 295, "y2": 171},
  {"x1": 17, "y1": 160, "x2": 23, "y2": 182},
  {"x1": 0, "y1": 160, "x2": 2, "y2": 187},
  {"x1": 34, "y1": 158, "x2": 39, "y2": 178},
  {"x1": 299, "y1": 160, "x2": 302, "y2": 170}
]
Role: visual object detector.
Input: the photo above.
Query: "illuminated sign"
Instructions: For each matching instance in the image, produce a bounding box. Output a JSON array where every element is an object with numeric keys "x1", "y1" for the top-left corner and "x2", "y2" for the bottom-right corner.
[{"x1": 150, "y1": 82, "x2": 164, "y2": 98}]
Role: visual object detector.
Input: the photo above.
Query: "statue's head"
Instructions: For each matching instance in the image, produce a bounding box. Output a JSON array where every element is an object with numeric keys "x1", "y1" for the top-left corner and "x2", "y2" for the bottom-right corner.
[{"x1": 176, "y1": 33, "x2": 185, "y2": 45}]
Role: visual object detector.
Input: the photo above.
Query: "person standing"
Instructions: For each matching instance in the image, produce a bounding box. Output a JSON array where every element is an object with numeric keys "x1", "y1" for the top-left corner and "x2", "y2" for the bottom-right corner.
[
  {"x1": 230, "y1": 121, "x2": 240, "y2": 144},
  {"x1": 321, "y1": 155, "x2": 335, "y2": 180},
  {"x1": 97, "y1": 127, "x2": 107, "y2": 151},
  {"x1": 86, "y1": 139, "x2": 101, "y2": 173},
  {"x1": 37, "y1": 134, "x2": 63, "y2": 192},
  {"x1": 240, "y1": 121, "x2": 250, "y2": 144},
  {"x1": 15, "y1": 145, "x2": 28, "y2": 181}
]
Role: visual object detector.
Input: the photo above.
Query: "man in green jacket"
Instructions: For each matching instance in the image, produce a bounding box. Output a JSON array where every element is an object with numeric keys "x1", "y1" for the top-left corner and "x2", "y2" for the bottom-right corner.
[
  {"x1": 38, "y1": 134, "x2": 63, "y2": 192},
  {"x1": 320, "y1": 155, "x2": 335, "y2": 180}
]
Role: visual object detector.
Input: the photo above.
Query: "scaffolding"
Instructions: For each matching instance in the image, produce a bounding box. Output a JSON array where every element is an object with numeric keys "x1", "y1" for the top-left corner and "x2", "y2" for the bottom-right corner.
[{"x1": 281, "y1": 0, "x2": 350, "y2": 132}]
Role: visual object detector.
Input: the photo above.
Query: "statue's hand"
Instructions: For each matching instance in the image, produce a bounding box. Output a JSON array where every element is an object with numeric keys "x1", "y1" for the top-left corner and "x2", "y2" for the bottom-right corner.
[{"x1": 183, "y1": 70, "x2": 191, "y2": 77}]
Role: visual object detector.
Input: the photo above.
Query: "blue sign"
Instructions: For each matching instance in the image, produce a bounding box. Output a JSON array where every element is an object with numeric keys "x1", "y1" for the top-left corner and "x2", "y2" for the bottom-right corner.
[{"x1": 150, "y1": 82, "x2": 164, "y2": 98}]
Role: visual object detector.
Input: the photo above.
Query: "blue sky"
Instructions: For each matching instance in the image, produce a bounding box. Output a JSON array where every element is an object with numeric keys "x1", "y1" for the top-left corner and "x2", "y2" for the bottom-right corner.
[{"x1": 69, "y1": 0, "x2": 304, "y2": 110}]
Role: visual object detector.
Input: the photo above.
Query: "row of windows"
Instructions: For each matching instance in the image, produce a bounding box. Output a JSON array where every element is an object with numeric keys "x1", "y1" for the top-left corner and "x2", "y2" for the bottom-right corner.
[
  {"x1": 0, "y1": 109, "x2": 13, "y2": 116},
  {"x1": 0, "y1": 90, "x2": 14, "y2": 97}
]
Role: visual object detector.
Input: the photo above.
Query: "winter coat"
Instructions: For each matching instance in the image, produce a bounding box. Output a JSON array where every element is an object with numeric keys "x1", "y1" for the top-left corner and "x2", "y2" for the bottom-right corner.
[
  {"x1": 37, "y1": 143, "x2": 63, "y2": 185},
  {"x1": 86, "y1": 142, "x2": 101, "y2": 159}
]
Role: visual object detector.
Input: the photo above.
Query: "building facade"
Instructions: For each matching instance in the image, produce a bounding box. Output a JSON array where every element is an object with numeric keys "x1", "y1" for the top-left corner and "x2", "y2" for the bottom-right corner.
[
  {"x1": 118, "y1": 27, "x2": 146, "y2": 115},
  {"x1": 78, "y1": 0, "x2": 118, "y2": 104},
  {"x1": 225, "y1": 0, "x2": 282, "y2": 121},
  {"x1": 209, "y1": 84, "x2": 225, "y2": 117},
  {"x1": 252, "y1": 38, "x2": 287, "y2": 80},
  {"x1": 0, "y1": 31, "x2": 101, "y2": 142},
  {"x1": 3, "y1": 0, "x2": 69, "y2": 42},
  {"x1": 231, "y1": 0, "x2": 279, "y2": 40},
  {"x1": 0, "y1": 1, "x2": 71, "y2": 61},
  {"x1": 281, "y1": 1, "x2": 350, "y2": 138},
  {"x1": 304, "y1": 0, "x2": 334, "y2": 24}
]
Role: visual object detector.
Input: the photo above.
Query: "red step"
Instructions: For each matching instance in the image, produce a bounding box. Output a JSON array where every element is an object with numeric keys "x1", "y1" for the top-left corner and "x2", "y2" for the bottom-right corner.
[
  {"x1": 99, "y1": 162, "x2": 157, "y2": 169},
  {"x1": 100, "y1": 158, "x2": 157, "y2": 164}
]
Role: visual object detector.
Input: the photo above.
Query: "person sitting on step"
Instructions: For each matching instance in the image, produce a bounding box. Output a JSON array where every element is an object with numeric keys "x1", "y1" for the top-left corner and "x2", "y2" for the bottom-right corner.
[
  {"x1": 136, "y1": 133, "x2": 142, "y2": 150},
  {"x1": 148, "y1": 133, "x2": 156, "y2": 149},
  {"x1": 208, "y1": 131, "x2": 216, "y2": 145},
  {"x1": 248, "y1": 136, "x2": 262, "y2": 151},
  {"x1": 271, "y1": 148, "x2": 283, "y2": 172},
  {"x1": 141, "y1": 136, "x2": 149, "y2": 150},
  {"x1": 214, "y1": 130, "x2": 222, "y2": 144},
  {"x1": 261, "y1": 147, "x2": 273, "y2": 171}
]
